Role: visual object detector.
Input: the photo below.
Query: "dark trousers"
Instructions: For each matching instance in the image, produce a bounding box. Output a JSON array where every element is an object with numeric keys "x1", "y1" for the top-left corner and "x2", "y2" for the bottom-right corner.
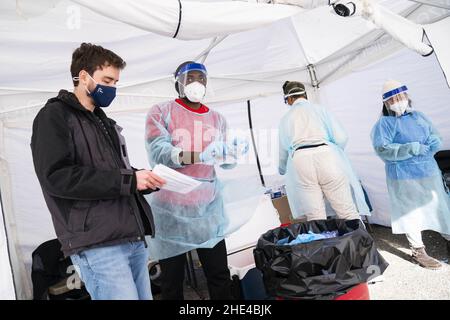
[{"x1": 159, "y1": 240, "x2": 233, "y2": 300}]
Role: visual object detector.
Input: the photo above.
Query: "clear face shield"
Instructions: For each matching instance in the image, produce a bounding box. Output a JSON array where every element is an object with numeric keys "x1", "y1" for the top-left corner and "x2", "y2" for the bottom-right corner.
[
  {"x1": 175, "y1": 63, "x2": 208, "y2": 103},
  {"x1": 382, "y1": 85, "x2": 411, "y2": 117}
]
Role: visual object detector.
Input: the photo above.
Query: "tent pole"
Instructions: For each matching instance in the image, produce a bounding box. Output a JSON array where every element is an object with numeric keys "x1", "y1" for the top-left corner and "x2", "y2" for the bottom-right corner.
[
  {"x1": 0, "y1": 183, "x2": 16, "y2": 299},
  {"x1": 194, "y1": 36, "x2": 228, "y2": 63},
  {"x1": 247, "y1": 100, "x2": 266, "y2": 187},
  {"x1": 0, "y1": 120, "x2": 31, "y2": 299}
]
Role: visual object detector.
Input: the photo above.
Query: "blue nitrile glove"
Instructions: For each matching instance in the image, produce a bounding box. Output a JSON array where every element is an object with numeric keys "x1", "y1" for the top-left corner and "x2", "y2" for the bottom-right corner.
[
  {"x1": 418, "y1": 144, "x2": 430, "y2": 156},
  {"x1": 199, "y1": 140, "x2": 226, "y2": 164},
  {"x1": 227, "y1": 137, "x2": 250, "y2": 158}
]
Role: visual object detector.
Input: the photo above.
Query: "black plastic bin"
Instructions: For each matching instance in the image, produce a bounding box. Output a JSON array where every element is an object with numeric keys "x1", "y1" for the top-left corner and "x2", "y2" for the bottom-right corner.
[{"x1": 253, "y1": 219, "x2": 388, "y2": 299}]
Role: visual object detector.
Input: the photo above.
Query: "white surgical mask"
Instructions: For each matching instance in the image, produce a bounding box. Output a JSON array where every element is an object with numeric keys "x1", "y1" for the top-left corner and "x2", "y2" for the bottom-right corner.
[
  {"x1": 389, "y1": 100, "x2": 409, "y2": 116},
  {"x1": 183, "y1": 82, "x2": 206, "y2": 103}
]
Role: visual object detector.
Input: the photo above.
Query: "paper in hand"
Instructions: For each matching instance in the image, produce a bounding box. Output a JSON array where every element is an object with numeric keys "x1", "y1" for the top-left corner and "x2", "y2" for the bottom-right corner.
[{"x1": 152, "y1": 164, "x2": 202, "y2": 194}]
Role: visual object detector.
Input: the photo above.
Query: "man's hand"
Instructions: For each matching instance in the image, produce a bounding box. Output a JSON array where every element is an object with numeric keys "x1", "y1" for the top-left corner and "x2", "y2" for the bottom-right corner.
[{"x1": 135, "y1": 170, "x2": 166, "y2": 191}]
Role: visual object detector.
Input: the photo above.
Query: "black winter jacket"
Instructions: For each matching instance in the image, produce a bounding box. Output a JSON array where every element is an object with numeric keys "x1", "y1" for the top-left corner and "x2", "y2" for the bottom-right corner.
[{"x1": 31, "y1": 90, "x2": 155, "y2": 257}]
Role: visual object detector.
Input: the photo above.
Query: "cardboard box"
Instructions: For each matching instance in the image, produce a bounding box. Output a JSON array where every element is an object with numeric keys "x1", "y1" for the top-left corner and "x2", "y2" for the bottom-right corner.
[{"x1": 271, "y1": 195, "x2": 306, "y2": 225}]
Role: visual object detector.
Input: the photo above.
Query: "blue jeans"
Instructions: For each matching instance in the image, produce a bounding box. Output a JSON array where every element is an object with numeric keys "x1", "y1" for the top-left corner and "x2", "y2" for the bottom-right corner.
[{"x1": 70, "y1": 241, "x2": 152, "y2": 300}]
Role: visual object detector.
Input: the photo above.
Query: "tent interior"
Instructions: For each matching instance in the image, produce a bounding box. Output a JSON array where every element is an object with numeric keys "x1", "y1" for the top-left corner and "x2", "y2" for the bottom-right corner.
[{"x1": 0, "y1": 0, "x2": 449, "y2": 299}]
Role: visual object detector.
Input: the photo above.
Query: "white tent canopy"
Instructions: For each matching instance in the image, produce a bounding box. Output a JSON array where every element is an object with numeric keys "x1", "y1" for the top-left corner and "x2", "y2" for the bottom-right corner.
[
  {"x1": 72, "y1": 0, "x2": 302, "y2": 40},
  {"x1": 0, "y1": 0, "x2": 449, "y2": 299},
  {"x1": 2, "y1": 0, "x2": 449, "y2": 118},
  {"x1": 424, "y1": 16, "x2": 450, "y2": 85}
]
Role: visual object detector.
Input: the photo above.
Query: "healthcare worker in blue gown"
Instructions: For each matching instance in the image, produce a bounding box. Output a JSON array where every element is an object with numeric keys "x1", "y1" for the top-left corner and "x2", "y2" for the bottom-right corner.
[
  {"x1": 371, "y1": 80, "x2": 450, "y2": 270},
  {"x1": 278, "y1": 81, "x2": 370, "y2": 222},
  {"x1": 144, "y1": 61, "x2": 248, "y2": 300}
]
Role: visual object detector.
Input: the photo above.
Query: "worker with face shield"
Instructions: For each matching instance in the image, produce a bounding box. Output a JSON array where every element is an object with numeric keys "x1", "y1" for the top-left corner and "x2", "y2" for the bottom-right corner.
[
  {"x1": 279, "y1": 81, "x2": 370, "y2": 222},
  {"x1": 371, "y1": 80, "x2": 450, "y2": 269},
  {"x1": 381, "y1": 82, "x2": 412, "y2": 117},
  {"x1": 144, "y1": 61, "x2": 237, "y2": 300}
]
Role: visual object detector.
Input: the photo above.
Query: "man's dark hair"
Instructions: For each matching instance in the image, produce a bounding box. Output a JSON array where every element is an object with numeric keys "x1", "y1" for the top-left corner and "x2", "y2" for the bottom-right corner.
[
  {"x1": 174, "y1": 60, "x2": 196, "y2": 95},
  {"x1": 71, "y1": 43, "x2": 126, "y2": 87},
  {"x1": 283, "y1": 81, "x2": 307, "y2": 100}
]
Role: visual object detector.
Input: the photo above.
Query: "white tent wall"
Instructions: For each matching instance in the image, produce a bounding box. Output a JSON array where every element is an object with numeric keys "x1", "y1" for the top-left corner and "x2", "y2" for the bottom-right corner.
[
  {"x1": 0, "y1": 195, "x2": 16, "y2": 300},
  {"x1": 425, "y1": 16, "x2": 450, "y2": 87},
  {"x1": 1, "y1": 122, "x2": 44, "y2": 299}
]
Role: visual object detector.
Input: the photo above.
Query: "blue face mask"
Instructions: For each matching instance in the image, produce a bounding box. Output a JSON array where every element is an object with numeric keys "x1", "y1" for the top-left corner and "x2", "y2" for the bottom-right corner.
[{"x1": 86, "y1": 74, "x2": 116, "y2": 108}]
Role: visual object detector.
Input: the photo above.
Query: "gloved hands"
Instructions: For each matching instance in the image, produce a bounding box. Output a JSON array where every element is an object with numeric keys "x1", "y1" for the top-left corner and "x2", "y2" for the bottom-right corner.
[
  {"x1": 418, "y1": 144, "x2": 430, "y2": 156},
  {"x1": 200, "y1": 138, "x2": 249, "y2": 166},
  {"x1": 425, "y1": 134, "x2": 441, "y2": 153},
  {"x1": 227, "y1": 137, "x2": 250, "y2": 159},
  {"x1": 199, "y1": 140, "x2": 227, "y2": 164}
]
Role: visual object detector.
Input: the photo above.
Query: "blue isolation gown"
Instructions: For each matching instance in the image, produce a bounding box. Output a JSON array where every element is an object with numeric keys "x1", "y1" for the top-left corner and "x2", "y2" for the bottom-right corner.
[{"x1": 371, "y1": 111, "x2": 450, "y2": 234}]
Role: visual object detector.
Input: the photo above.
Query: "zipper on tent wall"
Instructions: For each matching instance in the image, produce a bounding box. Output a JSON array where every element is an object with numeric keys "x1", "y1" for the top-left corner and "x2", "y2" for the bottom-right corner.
[{"x1": 247, "y1": 100, "x2": 266, "y2": 187}]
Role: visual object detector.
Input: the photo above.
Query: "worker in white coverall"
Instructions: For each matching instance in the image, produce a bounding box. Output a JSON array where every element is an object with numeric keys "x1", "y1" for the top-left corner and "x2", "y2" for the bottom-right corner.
[{"x1": 278, "y1": 81, "x2": 370, "y2": 221}]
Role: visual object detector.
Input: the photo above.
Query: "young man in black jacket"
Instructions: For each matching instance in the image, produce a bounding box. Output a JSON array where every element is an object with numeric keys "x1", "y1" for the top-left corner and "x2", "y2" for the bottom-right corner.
[{"x1": 31, "y1": 43, "x2": 165, "y2": 300}]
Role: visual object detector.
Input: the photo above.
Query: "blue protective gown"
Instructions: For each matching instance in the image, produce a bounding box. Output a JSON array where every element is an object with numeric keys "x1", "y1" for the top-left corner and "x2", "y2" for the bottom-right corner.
[{"x1": 371, "y1": 111, "x2": 450, "y2": 234}]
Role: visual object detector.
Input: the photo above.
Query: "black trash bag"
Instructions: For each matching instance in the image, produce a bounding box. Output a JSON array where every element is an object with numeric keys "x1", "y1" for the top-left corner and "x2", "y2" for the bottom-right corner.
[
  {"x1": 32, "y1": 239, "x2": 90, "y2": 300},
  {"x1": 434, "y1": 150, "x2": 450, "y2": 172},
  {"x1": 435, "y1": 150, "x2": 450, "y2": 189},
  {"x1": 253, "y1": 219, "x2": 388, "y2": 299}
]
